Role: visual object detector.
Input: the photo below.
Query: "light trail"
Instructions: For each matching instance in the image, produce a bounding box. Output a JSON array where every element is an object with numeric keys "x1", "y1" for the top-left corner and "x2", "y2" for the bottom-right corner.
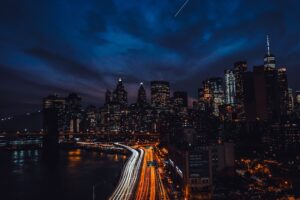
[
  {"x1": 149, "y1": 149, "x2": 156, "y2": 200},
  {"x1": 109, "y1": 144, "x2": 144, "y2": 200},
  {"x1": 135, "y1": 146, "x2": 169, "y2": 200},
  {"x1": 174, "y1": 0, "x2": 190, "y2": 17},
  {"x1": 135, "y1": 148, "x2": 151, "y2": 200}
]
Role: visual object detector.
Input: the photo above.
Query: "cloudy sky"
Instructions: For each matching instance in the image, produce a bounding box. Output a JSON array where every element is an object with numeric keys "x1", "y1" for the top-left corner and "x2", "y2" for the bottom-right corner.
[{"x1": 1, "y1": 0, "x2": 300, "y2": 117}]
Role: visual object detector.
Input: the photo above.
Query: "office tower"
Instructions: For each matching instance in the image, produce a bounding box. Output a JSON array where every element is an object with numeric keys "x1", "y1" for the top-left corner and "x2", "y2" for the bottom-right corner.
[
  {"x1": 83, "y1": 105, "x2": 98, "y2": 133},
  {"x1": 253, "y1": 65, "x2": 280, "y2": 121},
  {"x1": 105, "y1": 89, "x2": 112, "y2": 105},
  {"x1": 296, "y1": 91, "x2": 300, "y2": 105},
  {"x1": 224, "y1": 69, "x2": 236, "y2": 105},
  {"x1": 264, "y1": 35, "x2": 276, "y2": 69},
  {"x1": 151, "y1": 81, "x2": 170, "y2": 110},
  {"x1": 185, "y1": 149, "x2": 212, "y2": 199},
  {"x1": 43, "y1": 94, "x2": 66, "y2": 132},
  {"x1": 198, "y1": 80, "x2": 214, "y2": 113},
  {"x1": 242, "y1": 72, "x2": 256, "y2": 121},
  {"x1": 277, "y1": 67, "x2": 289, "y2": 117},
  {"x1": 287, "y1": 88, "x2": 294, "y2": 114},
  {"x1": 43, "y1": 95, "x2": 66, "y2": 133},
  {"x1": 209, "y1": 142, "x2": 235, "y2": 175},
  {"x1": 203, "y1": 77, "x2": 224, "y2": 117},
  {"x1": 295, "y1": 91, "x2": 300, "y2": 114},
  {"x1": 108, "y1": 103, "x2": 121, "y2": 132},
  {"x1": 65, "y1": 93, "x2": 82, "y2": 133},
  {"x1": 173, "y1": 91, "x2": 188, "y2": 108},
  {"x1": 234, "y1": 61, "x2": 247, "y2": 120},
  {"x1": 197, "y1": 88, "x2": 206, "y2": 111},
  {"x1": 112, "y1": 78, "x2": 128, "y2": 106},
  {"x1": 42, "y1": 94, "x2": 66, "y2": 161},
  {"x1": 137, "y1": 82, "x2": 147, "y2": 105}
]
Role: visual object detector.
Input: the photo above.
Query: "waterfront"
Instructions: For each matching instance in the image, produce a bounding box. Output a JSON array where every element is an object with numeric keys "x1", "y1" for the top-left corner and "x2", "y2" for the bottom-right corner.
[{"x1": 0, "y1": 149, "x2": 125, "y2": 200}]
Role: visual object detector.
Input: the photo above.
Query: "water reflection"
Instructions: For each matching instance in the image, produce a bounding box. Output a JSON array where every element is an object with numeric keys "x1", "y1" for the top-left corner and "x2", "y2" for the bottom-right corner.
[
  {"x1": 68, "y1": 149, "x2": 82, "y2": 164},
  {"x1": 0, "y1": 149, "x2": 124, "y2": 200}
]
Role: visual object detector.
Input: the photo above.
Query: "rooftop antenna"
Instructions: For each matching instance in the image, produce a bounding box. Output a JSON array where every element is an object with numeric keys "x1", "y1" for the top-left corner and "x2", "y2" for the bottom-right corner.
[{"x1": 267, "y1": 35, "x2": 270, "y2": 56}]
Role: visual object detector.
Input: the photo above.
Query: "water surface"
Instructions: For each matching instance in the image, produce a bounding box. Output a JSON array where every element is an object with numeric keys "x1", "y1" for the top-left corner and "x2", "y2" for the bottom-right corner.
[{"x1": 0, "y1": 149, "x2": 125, "y2": 200}]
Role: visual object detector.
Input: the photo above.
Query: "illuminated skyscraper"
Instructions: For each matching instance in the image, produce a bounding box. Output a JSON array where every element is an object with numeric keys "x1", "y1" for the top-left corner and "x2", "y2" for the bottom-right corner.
[
  {"x1": 224, "y1": 69, "x2": 236, "y2": 105},
  {"x1": 234, "y1": 61, "x2": 247, "y2": 120},
  {"x1": 277, "y1": 67, "x2": 289, "y2": 117},
  {"x1": 137, "y1": 82, "x2": 147, "y2": 105},
  {"x1": 83, "y1": 105, "x2": 98, "y2": 133},
  {"x1": 264, "y1": 35, "x2": 276, "y2": 69},
  {"x1": 197, "y1": 88, "x2": 205, "y2": 111},
  {"x1": 151, "y1": 81, "x2": 170, "y2": 110},
  {"x1": 203, "y1": 77, "x2": 224, "y2": 117},
  {"x1": 296, "y1": 91, "x2": 300, "y2": 105},
  {"x1": 112, "y1": 78, "x2": 128, "y2": 106},
  {"x1": 287, "y1": 88, "x2": 294, "y2": 114},
  {"x1": 295, "y1": 91, "x2": 300, "y2": 114},
  {"x1": 65, "y1": 93, "x2": 82, "y2": 133}
]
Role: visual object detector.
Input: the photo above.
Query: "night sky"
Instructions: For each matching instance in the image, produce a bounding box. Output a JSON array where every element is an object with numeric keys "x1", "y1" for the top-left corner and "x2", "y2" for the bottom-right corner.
[{"x1": 1, "y1": 0, "x2": 300, "y2": 117}]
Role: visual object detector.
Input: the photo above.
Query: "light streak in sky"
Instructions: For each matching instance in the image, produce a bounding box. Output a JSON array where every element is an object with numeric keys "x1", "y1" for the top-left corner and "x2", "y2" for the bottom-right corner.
[{"x1": 174, "y1": 0, "x2": 190, "y2": 17}]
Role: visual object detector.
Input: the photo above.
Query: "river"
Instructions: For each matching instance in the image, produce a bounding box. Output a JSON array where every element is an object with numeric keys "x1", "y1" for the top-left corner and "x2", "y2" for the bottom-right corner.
[{"x1": 0, "y1": 149, "x2": 126, "y2": 200}]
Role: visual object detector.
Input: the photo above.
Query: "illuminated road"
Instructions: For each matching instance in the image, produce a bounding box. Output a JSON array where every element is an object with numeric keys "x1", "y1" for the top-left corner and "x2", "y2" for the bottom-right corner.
[
  {"x1": 109, "y1": 144, "x2": 144, "y2": 200},
  {"x1": 135, "y1": 146, "x2": 169, "y2": 200},
  {"x1": 79, "y1": 142, "x2": 169, "y2": 200}
]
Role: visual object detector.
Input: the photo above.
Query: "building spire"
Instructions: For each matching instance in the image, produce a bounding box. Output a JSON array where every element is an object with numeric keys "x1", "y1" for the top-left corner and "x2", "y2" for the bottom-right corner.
[{"x1": 267, "y1": 35, "x2": 270, "y2": 56}]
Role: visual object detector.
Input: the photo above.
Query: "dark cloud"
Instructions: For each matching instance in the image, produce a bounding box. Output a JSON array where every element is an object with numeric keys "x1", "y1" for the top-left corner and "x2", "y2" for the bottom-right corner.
[
  {"x1": 1, "y1": 0, "x2": 300, "y2": 116},
  {"x1": 24, "y1": 47, "x2": 104, "y2": 81}
]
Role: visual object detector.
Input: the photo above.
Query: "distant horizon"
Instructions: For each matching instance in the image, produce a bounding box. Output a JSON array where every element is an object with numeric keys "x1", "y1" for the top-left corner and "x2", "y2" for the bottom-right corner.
[{"x1": 1, "y1": 56, "x2": 299, "y2": 118}]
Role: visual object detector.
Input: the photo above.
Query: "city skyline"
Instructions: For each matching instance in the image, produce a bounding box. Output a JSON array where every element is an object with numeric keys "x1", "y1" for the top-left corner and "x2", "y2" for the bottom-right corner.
[
  {"x1": 1, "y1": 1, "x2": 300, "y2": 199},
  {"x1": 0, "y1": 40, "x2": 298, "y2": 118},
  {"x1": 1, "y1": 0, "x2": 300, "y2": 117}
]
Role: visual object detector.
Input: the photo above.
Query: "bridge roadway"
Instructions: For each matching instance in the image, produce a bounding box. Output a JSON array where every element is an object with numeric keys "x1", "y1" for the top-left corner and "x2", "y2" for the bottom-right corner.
[
  {"x1": 74, "y1": 142, "x2": 169, "y2": 200},
  {"x1": 109, "y1": 144, "x2": 144, "y2": 200},
  {"x1": 134, "y1": 146, "x2": 169, "y2": 200}
]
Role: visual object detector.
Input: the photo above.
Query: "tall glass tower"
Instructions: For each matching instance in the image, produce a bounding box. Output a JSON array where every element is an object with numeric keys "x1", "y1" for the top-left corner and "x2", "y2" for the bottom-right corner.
[{"x1": 264, "y1": 35, "x2": 276, "y2": 69}]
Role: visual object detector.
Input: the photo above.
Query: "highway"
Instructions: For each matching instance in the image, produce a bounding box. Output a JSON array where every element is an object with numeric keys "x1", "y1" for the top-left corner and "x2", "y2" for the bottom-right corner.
[
  {"x1": 135, "y1": 146, "x2": 169, "y2": 200},
  {"x1": 109, "y1": 144, "x2": 144, "y2": 200},
  {"x1": 78, "y1": 142, "x2": 169, "y2": 200}
]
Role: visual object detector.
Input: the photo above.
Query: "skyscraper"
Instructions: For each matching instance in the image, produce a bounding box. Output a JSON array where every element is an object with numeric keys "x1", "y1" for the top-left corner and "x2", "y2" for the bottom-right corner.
[
  {"x1": 287, "y1": 88, "x2": 294, "y2": 114},
  {"x1": 296, "y1": 91, "x2": 300, "y2": 105},
  {"x1": 173, "y1": 91, "x2": 188, "y2": 108},
  {"x1": 197, "y1": 88, "x2": 208, "y2": 111},
  {"x1": 65, "y1": 93, "x2": 82, "y2": 133},
  {"x1": 42, "y1": 94, "x2": 66, "y2": 161},
  {"x1": 242, "y1": 72, "x2": 256, "y2": 121},
  {"x1": 112, "y1": 78, "x2": 128, "y2": 106},
  {"x1": 151, "y1": 81, "x2": 170, "y2": 110},
  {"x1": 277, "y1": 67, "x2": 289, "y2": 117},
  {"x1": 264, "y1": 35, "x2": 276, "y2": 69},
  {"x1": 105, "y1": 89, "x2": 112, "y2": 105},
  {"x1": 137, "y1": 82, "x2": 147, "y2": 105},
  {"x1": 224, "y1": 69, "x2": 236, "y2": 105},
  {"x1": 234, "y1": 61, "x2": 247, "y2": 120},
  {"x1": 43, "y1": 94, "x2": 66, "y2": 133},
  {"x1": 203, "y1": 77, "x2": 224, "y2": 117},
  {"x1": 295, "y1": 91, "x2": 300, "y2": 114},
  {"x1": 253, "y1": 65, "x2": 280, "y2": 121}
]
